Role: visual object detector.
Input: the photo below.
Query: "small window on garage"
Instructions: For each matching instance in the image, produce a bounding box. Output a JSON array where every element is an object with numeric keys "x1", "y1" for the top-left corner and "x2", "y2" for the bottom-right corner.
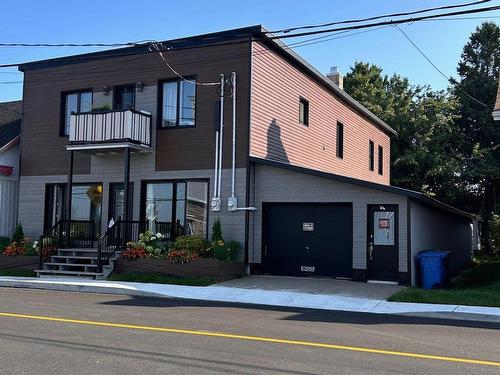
[
  {"x1": 369, "y1": 140, "x2": 374, "y2": 171},
  {"x1": 336, "y1": 122, "x2": 344, "y2": 159},
  {"x1": 378, "y1": 145, "x2": 383, "y2": 175},
  {"x1": 299, "y1": 97, "x2": 309, "y2": 126}
]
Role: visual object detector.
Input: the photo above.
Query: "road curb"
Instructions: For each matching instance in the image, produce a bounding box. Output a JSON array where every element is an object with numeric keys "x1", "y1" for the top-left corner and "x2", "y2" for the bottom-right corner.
[{"x1": 1, "y1": 277, "x2": 499, "y2": 322}]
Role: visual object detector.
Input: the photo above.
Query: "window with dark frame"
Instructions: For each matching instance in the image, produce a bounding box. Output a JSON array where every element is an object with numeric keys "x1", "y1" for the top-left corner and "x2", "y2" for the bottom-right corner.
[
  {"x1": 336, "y1": 121, "x2": 344, "y2": 159},
  {"x1": 299, "y1": 97, "x2": 309, "y2": 126},
  {"x1": 378, "y1": 145, "x2": 384, "y2": 175},
  {"x1": 369, "y1": 140, "x2": 375, "y2": 171},
  {"x1": 142, "y1": 180, "x2": 208, "y2": 238},
  {"x1": 61, "y1": 90, "x2": 92, "y2": 136},
  {"x1": 114, "y1": 85, "x2": 135, "y2": 110},
  {"x1": 160, "y1": 79, "x2": 196, "y2": 127}
]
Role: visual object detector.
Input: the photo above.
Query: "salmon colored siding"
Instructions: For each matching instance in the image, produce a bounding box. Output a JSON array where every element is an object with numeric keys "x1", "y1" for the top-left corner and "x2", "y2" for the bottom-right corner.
[{"x1": 250, "y1": 42, "x2": 391, "y2": 185}]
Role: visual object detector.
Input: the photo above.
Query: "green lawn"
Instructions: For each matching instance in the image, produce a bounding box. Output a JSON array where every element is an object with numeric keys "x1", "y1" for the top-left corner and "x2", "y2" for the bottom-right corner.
[
  {"x1": 108, "y1": 272, "x2": 216, "y2": 286},
  {"x1": 388, "y1": 260, "x2": 500, "y2": 307},
  {"x1": 0, "y1": 269, "x2": 37, "y2": 277}
]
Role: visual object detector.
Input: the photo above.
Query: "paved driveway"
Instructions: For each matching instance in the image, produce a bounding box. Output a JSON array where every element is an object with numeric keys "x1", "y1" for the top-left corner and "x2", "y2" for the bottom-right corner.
[{"x1": 217, "y1": 275, "x2": 403, "y2": 300}]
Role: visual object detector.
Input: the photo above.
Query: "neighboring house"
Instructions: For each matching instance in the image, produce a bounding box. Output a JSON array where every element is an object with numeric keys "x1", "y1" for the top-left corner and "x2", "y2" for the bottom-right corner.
[
  {"x1": 0, "y1": 100, "x2": 22, "y2": 238},
  {"x1": 18, "y1": 25, "x2": 477, "y2": 284}
]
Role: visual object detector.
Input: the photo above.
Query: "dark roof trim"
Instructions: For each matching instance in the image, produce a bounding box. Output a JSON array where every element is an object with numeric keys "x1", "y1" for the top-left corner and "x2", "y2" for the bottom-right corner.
[
  {"x1": 250, "y1": 156, "x2": 478, "y2": 220},
  {"x1": 18, "y1": 25, "x2": 262, "y2": 72}
]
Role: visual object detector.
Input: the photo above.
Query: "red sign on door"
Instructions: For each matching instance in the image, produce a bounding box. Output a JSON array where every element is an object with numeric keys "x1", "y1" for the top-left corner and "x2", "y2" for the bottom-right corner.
[{"x1": 378, "y1": 218, "x2": 390, "y2": 229}]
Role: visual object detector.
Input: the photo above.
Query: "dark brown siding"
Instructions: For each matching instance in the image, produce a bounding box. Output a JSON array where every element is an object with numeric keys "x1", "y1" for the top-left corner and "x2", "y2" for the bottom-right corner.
[{"x1": 21, "y1": 41, "x2": 251, "y2": 176}]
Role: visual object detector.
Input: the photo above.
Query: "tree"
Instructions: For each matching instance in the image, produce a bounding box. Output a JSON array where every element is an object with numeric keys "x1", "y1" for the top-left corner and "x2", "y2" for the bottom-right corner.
[
  {"x1": 454, "y1": 22, "x2": 500, "y2": 253},
  {"x1": 344, "y1": 62, "x2": 463, "y2": 204}
]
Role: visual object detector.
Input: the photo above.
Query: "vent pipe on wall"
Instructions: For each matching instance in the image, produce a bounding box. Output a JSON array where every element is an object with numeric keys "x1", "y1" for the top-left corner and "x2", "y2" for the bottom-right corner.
[{"x1": 211, "y1": 74, "x2": 225, "y2": 212}]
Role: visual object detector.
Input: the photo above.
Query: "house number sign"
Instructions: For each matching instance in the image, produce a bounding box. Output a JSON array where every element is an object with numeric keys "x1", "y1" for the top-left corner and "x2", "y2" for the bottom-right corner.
[{"x1": 302, "y1": 222, "x2": 314, "y2": 231}]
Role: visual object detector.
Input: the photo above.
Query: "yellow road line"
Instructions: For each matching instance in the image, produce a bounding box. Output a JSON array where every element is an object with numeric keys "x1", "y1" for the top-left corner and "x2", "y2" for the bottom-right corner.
[{"x1": 0, "y1": 311, "x2": 498, "y2": 368}]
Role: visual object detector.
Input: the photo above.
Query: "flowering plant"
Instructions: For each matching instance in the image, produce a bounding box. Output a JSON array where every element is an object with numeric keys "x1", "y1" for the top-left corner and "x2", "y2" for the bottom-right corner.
[
  {"x1": 166, "y1": 249, "x2": 199, "y2": 264},
  {"x1": 2, "y1": 241, "x2": 27, "y2": 256},
  {"x1": 123, "y1": 231, "x2": 167, "y2": 260}
]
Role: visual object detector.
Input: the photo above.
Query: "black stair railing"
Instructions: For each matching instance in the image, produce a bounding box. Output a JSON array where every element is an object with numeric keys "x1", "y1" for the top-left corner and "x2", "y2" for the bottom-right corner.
[{"x1": 38, "y1": 220, "x2": 101, "y2": 270}]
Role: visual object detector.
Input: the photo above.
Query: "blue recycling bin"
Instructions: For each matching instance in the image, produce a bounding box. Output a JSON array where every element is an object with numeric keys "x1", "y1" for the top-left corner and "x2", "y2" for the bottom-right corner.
[{"x1": 416, "y1": 250, "x2": 450, "y2": 289}]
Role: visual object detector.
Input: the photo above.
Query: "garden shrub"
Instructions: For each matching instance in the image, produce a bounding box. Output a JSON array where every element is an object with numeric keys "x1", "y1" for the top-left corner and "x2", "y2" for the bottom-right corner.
[
  {"x1": 12, "y1": 224, "x2": 24, "y2": 244},
  {"x1": 173, "y1": 235, "x2": 208, "y2": 255},
  {"x1": 213, "y1": 240, "x2": 241, "y2": 262},
  {"x1": 212, "y1": 218, "x2": 223, "y2": 242},
  {"x1": 2, "y1": 242, "x2": 26, "y2": 256}
]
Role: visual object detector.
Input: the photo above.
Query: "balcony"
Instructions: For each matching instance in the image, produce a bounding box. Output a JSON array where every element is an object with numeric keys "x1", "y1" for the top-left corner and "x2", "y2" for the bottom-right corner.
[{"x1": 66, "y1": 109, "x2": 152, "y2": 153}]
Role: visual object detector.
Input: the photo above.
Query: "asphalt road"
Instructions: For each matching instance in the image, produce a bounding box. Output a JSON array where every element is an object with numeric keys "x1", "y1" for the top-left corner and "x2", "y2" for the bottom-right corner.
[{"x1": 0, "y1": 288, "x2": 499, "y2": 374}]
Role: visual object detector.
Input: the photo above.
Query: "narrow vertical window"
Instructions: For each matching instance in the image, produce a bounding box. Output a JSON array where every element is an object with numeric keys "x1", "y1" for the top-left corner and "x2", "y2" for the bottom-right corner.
[
  {"x1": 378, "y1": 145, "x2": 383, "y2": 175},
  {"x1": 369, "y1": 140, "x2": 375, "y2": 171},
  {"x1": 336, "y1": 122, "x2": 344, "y2": 159},
  {"x1": 299, "y1": 97, "x2": 309, "y2": 126}
]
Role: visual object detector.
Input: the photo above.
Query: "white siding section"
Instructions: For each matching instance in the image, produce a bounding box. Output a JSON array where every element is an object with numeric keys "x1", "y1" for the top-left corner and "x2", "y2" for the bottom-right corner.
[
  {"x1": 410, "y1": 201, "x2": 473, "y2": 285},
  {"x1": 249, "y1": 164, "x2": 408, "y2": 272},
  {"x1": 0, "y1": 143, "x2": 20, "y2": 237}
]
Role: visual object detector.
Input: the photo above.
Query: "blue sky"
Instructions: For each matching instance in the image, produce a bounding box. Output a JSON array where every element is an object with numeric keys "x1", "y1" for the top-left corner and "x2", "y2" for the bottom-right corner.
[{"x1": 0, "y1": 0, "x2": 499, "y2": 102}]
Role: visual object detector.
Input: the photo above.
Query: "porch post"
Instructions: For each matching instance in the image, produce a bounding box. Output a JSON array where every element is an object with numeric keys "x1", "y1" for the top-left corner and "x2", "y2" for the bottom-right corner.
[
  {"x1": 123, "y1": 147, "x2": 131, "y2": 247},
  {"x1": 65, "y1": 150, "x2": 74, "y2": 247}
]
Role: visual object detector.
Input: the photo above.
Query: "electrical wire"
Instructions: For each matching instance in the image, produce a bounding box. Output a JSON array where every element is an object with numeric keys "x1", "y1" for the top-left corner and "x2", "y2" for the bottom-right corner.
[
  {"x1": 393, "y1": 25, "x2": 487, "y2": 107},
  {"x1": 269, "y1": 0, "x2": 490, "y2": 34},
  {"x1": 0, "y1": 4, "x2": 499, "y2": 71}
]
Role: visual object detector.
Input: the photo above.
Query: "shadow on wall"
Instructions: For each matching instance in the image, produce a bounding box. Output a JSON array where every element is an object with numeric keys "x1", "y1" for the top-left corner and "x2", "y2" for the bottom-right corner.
[{"x1": 266, "y1": 119, "x2": 289, "y2": 164}]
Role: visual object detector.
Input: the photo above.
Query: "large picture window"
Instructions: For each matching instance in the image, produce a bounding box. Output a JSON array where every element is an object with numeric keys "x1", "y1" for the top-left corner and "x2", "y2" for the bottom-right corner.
[
  {"x1": 61, "y1": 90, "x2": 92, "y2": 135},
  {"x1": 143, "y1": 180, "x2": 208, "y2": 237},
  {"x1": 160, "y1": 80, "x2": 196, "y2": 127}
]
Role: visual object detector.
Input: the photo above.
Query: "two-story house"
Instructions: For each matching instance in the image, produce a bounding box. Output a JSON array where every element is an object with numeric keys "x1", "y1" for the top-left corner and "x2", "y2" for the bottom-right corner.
[{"x1": 18, "y1": 25, "x2": 477, "y2": 285}]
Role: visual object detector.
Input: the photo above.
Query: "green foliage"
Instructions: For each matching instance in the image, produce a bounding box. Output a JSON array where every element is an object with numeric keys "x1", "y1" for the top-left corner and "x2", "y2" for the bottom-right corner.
[
  {"x1": 212, "y1": 240, "x2": 241, "y2": 262},
  {"x1": 173, "y1": 235, "x2": 209, "y2": 255},
  {"x1": 0, "y1": 237, "x2": 10, "y2": 252},
  {"x1": 211, "y1": 218, "x2": 223, "y2": 243},
  {"x1": 490, "y1": 214, "x2": 500, "y2": 252},
  {"x1": 12, "y1": 224, "x2": 24, "y2": 244}
]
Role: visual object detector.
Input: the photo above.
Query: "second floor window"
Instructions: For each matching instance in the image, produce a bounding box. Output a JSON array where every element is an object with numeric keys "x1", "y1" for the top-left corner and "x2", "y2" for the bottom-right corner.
[
  {"x1": 369, "y1": 140, "x2": 375, "y2": 171},
  {"x1": 378, "y1": 145, "x2": 384, "y2": 175},
  {"x1": 161, "y1": 79, "x2": 196, "y2": 127},
  {"x1": 114, "y1": 84, "x2": 135, "y2": 110},
  {"x1": 62, "y1": 90, "x2": 92, "y2": 136},
  {"x1": 299, "y1": 97, "x2": 309, "y2": 126},
  {"x1": 336, "y1": 121, "x2": 344, "y2": 159}
]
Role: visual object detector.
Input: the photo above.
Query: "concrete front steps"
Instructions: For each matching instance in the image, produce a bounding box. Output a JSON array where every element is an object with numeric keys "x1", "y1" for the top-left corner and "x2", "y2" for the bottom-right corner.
[{"x1": 36, "y1": 248, "x2": 120, "y2": 280}]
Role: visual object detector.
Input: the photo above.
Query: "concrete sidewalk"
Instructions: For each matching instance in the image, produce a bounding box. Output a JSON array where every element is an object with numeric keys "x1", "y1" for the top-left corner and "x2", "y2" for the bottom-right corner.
[{"x1": 0, "y1": 276, "x2": 499, "y2": 322}]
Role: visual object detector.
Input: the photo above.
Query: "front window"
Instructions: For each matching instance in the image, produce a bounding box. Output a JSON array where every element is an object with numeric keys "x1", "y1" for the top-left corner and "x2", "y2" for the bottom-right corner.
[
  {"x1": 143, "y1": 180, "x2": 208, "y2": 237},
  {"x1": 62, "y1": 90, "x2": 92, "y2": 135},
  {"x1": 161, "y1": 80, "x2": 196, "y2": 127},
  {"x1": 114, "y1": 85, "x2": 135, "y2": 110}
]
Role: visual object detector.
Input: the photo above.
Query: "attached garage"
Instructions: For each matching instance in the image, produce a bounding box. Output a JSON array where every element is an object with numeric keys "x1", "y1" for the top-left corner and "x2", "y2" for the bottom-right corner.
[
  {"x1": 263, "y1": 203, "x2": 353, "y2": 278},
  {"x1": 247, "y1": 158, "x2": 478, "y2": 286}
]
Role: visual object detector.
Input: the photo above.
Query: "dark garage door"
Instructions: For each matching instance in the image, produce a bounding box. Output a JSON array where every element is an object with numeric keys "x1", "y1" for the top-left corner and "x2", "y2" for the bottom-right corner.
[{"x1": 263, "y1": 203, "x2": 353, "y2": 278}]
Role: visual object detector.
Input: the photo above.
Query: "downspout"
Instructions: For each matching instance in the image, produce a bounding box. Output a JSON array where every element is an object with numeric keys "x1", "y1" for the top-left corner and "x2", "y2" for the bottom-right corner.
[
  {"x1": 217, "y1": 74, "x2": 225, "y2": 201},
  {"x1": 211, "y1": 74, "x2": 224, "y2": 211}
]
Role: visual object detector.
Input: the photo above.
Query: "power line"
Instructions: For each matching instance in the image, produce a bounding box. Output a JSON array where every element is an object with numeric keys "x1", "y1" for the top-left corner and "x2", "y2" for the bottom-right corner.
[
  {"x1": 0, "y1": 40, "x2": 155, "y2": 48},
  {"x1": 394, "y1": 25, "x2": 487, "y2": 107},
  {"x1": 0, "y1": 81, "x2": 22, "y2": 84},
  {"x1": 269, "y1": 0, "x2": 490, "y2": 34},
  {"x1": 0, "y1": 4, "x2": 499, "y2": 71}
]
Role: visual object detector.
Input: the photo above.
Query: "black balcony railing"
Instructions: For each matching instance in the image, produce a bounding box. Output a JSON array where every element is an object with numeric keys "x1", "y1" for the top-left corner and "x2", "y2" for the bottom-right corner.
[{"x1": 69, "y1": 109, "x2": 152, "y2": 147}]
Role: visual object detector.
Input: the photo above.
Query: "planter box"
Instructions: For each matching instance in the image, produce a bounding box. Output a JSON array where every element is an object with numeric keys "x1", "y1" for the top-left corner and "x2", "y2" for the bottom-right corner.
[
  {"x1": 0, "y1": 256, "x2": 38, "y2": 271},
  {"x1": 114, "y1": 257, "x2": 246, "y2": 282}
]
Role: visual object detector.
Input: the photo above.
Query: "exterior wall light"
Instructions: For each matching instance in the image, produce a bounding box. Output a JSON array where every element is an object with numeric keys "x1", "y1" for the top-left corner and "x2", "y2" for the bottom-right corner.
[{"x1": 136, "y1": 81, "x2": 144, "y2": 92}]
